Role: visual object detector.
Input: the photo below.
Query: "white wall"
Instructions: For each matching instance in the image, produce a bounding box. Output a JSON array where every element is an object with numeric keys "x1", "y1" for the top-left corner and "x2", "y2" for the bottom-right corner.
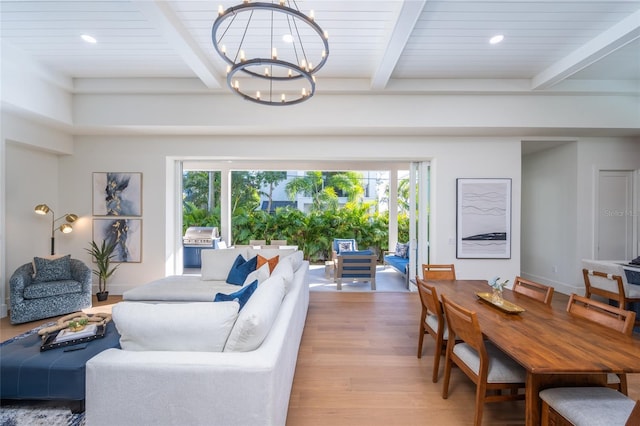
[
  {"x1": 522, "y1": 138, "x2": 640, "y2": 295},
  {"x1": 522, "y1": 142, "x2": 578, "y2": 293}
]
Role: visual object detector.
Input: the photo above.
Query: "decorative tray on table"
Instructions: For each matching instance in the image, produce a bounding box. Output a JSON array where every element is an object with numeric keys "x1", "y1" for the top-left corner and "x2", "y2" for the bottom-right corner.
[{"x1": 476, "y1": 292, "x2": 525, "y2": 314}]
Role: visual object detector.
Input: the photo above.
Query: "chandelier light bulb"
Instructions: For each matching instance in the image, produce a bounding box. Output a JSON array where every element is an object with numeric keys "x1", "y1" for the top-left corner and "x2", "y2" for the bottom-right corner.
[
  {"x1": 256, "y1": 91, "x2": 261, "y2": 100},
  {"x1": 309, "y1": 10, "x2": 315, "y2": 21},
  {"x1": 281, "y1": 93, "x2": 286, "y2": 102},
  {"x1": 272, "y1": 47, "x2": 277, "y2": 60},
  {"x1": 218, "y1": 5, "x2": 224, "y2": 16}
]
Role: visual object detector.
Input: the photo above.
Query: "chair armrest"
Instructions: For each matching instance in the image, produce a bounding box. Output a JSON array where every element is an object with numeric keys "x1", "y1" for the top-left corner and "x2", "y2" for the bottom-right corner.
[
  {"x1": 70, "y1": 259, "x2": 93, "y2": 294},
  {"x1": 9, "y1": 263, "x2": 34, "y2": 304}
]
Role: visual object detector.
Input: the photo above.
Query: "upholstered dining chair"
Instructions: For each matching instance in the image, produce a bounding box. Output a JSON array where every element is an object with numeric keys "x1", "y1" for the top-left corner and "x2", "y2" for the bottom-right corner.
[
  {"x1": 416, "y1": 278, "x2": 448, "y2": 382},
  {"x1": 512, "y1": 276, "x2": 554, "y2": 305},
  {"x1": 441, "y1": 294, "x2": 526, "y2": 426},
  {"x1": 539, "y1": 387, "x2": 640, "y2": 426},
  {"x1": 249, "y1": 240, "x2": 266, "y2": 247},
  {"x1": 422, "y1": 264, "x2": 456, "y2": 281},
  {"x1": 566, "y1": 293, "x2": 636, "y2": 395}
]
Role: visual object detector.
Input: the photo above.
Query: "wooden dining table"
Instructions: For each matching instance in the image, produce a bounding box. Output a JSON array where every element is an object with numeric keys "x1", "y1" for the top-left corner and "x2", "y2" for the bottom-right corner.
[{"x1": 427, "y1": 279, "x2": 640, "y2": 426}]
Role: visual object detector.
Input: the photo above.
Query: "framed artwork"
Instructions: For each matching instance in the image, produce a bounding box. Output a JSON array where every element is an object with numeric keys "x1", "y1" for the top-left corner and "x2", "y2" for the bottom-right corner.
[
  {"x1": 93, "y1": 172, "x2": 142, "y2": 216},
  {"x1": 92, "y1": 218, "x2": 142, "y2": 263},
  {"x1": 456, "y1": 178, "x2": 512, "y2": 259}
]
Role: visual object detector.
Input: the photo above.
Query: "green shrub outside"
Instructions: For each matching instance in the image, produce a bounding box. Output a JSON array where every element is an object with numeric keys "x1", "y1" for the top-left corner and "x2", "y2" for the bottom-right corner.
[{"x1": 183, "y1": 203, "x2": 409, "y2": 263}]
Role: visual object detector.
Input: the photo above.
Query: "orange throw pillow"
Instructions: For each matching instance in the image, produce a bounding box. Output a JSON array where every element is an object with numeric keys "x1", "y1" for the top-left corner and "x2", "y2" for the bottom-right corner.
[{"x1": 257, "y1": 255, "x2": 279, "y2": 274}]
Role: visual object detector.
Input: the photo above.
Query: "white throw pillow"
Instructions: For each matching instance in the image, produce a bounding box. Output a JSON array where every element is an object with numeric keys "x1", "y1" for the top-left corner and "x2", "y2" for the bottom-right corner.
[
  {"x1": 113, "y1": 301, "x2": 239, "y2": 352},
  {"x1": 271, "y1": 255, "x2": 295, "y2": 291},
  {"x1": 288, "y1": 250, "x2": 304, "y2": 271},
  {"x1": 243, "y1": 262, "x2": 271, "y2": 286},
  {"x1": 201, "y1": 248, "x2": 248, "y2": 281},
  {"x1": 224, "y1": 275, "x2": 286, "y2": 352}
]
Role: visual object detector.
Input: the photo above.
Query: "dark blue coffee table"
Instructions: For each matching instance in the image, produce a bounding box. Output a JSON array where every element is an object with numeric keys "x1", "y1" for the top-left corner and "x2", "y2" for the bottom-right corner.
[{"x1": 1, "y1": 321, "x2": 120, "y2": 412}]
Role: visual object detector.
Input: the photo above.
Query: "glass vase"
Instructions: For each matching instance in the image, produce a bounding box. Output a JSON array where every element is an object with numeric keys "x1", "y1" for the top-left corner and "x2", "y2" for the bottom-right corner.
[{"x1": 491, "y1": 288, "x2": 504, "y2": 305}]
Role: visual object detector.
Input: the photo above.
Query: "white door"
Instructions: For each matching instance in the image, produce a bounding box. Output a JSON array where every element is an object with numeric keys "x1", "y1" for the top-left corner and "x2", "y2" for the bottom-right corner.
[{"x1": 596, "y1": 170, "x2": 634, "y2": 260}]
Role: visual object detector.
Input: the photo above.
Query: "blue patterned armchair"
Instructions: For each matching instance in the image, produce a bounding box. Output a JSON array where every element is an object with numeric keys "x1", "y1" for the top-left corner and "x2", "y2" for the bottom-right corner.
[{"x1": 9, "y1": 257, "x2": 92, "y2": 324}]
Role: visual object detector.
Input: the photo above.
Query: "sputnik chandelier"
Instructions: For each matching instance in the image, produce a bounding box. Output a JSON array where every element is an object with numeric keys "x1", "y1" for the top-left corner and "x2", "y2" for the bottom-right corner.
[{"x1": 212, "y1": 0, "x2": 329, "y2": 105}]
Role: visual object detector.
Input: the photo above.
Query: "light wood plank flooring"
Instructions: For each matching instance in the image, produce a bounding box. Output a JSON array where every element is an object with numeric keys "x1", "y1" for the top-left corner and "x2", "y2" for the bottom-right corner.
[{"x1": 2, "y1": 292, "x2": 638, "y2": 425}]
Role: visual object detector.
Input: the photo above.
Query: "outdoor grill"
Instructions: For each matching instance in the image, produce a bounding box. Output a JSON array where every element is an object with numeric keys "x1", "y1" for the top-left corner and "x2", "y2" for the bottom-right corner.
[
  {"x1": 183, "y1": 227, "x2": 220, "y2": 268},
  {"x1": 182, "y1": 226, "x2": 219, "y2": 247}
]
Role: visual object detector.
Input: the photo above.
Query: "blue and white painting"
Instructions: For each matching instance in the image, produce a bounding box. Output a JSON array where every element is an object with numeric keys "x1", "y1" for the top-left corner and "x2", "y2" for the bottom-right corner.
[
  {"x1": 93, "y1": 218, "x2": 142, "y2": 263},
  {"x1": 457, "y1": 178, "x2": 511, "y2": 259},
  {"x1": 93, "y1": 172, "x2": 142, "y2": 216}
]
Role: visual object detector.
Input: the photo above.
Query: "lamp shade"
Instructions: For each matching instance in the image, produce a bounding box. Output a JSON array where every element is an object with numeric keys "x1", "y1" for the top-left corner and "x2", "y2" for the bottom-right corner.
[
  {"x1": 34, "y1": 204, "x2": 51, "y2": 215},
  {"x1": 65, "y1": 214, "x2": 78, "y2": 223},
  {"x1": 59, "y1": 223, "x2": 73, "y2": 234}
]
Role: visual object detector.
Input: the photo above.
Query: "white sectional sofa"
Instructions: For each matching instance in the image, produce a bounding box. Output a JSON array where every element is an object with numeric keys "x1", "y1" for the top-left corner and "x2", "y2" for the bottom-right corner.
[{"x1": 85, "y1": 247, "x2": 309, "y2": 426}]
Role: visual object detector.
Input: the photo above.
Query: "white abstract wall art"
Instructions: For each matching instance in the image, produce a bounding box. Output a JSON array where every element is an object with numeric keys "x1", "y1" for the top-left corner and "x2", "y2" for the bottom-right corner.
[{"x1": 456, "y1": 178, "x2": 512, "y2": 259}]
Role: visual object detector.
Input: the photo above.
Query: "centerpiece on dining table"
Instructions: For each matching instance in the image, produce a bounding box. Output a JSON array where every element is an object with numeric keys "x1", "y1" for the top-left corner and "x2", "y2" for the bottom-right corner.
[{"x1": 488, "y1": 276, "x2": 509, "y2": 305}]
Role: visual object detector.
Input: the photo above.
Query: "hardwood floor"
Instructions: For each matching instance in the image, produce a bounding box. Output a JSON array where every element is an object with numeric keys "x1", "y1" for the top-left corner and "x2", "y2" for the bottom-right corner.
[
  {"x1": 286, "y1": 291, "x2": 639, "y2": 426},
  {"x1": 2, "y1": 292, "x2": 638, "y2": 425}
]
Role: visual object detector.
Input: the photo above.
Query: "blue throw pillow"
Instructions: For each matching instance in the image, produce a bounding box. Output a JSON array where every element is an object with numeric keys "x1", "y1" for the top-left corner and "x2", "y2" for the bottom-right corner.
[
  {"x1": 395, "y1": 242, "x2": 409, "y2": 258},
  {"x1": 226, "y1": 254, "x2": 258, "y2": 285},
  {"x1": 32, "y1": 255, "x2": 72, "y2": 282},
  {"x1": 214, "y1": 280, "x2": 258, "y2": 310},
  {"x1": 333, "y1": 238, "x2": 357, "y2": 254}
]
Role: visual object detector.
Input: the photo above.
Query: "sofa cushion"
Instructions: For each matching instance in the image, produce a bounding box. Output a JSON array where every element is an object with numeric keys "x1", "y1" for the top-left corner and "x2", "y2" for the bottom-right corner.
[
  {"x1": 243, "y1": 262, "x2": 271, "y2": 286},
  {"x1": 23, "y1": 279, "x2": 83, "y2": 299},
  {"x1": 215, "y1": 280, "x2": 258, "y2": 310},
  {"x1": 113, "y1": 301, "x2": 239, "y2": 352},
  {"x1": 224, "y1": 274, "x2": 286, "y2": 352},
  {"x1": 288, "y1": 250, "x2": 304, "y2": 271},
  {"x1": 201, "y1": 248, "x2": 248, "y2": 281},
  {"x1": 257, "y1": 254, "x2": 279, "y2": 274},
  {"x1": 32, "y1": 255, "x2": 72, "y2": 283},
  {"x1": 271, "y1": 255, "x2": 295, "y2": 291},
  {"x1": 226, "y1": 254, "x2": 257, "y2": 285}
]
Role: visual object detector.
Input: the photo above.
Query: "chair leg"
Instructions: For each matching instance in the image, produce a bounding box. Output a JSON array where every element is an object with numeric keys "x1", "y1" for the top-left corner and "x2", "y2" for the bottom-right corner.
[
  {"x1": 432, "y1": 335, "x2": 444, "y2": 383},
  {"x1": 474, "y1": 381, "x2": 486, "y2": 426},
  {"x1": 619, "y1": 373, "x2": 628, "y2": 395},
  {"x1": 417, "y1": 323, "x2": 425, "y2": 358},
  {"x1": 336, "y1": 278, "x2": 342, "y2": 291},
  {"x1": 441, "y1": 352, "x2": 452, "y2": 399}
]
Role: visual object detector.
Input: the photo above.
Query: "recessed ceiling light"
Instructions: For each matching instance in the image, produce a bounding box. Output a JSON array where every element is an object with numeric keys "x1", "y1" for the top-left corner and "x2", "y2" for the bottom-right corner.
[
  {"x1": 489, "y1": 34, "x2": 504, "y2": 45},
  {"x1": 282, "y1": 34, "x2": 293, "y2": 43},
  {"x1": 81, "y1": 34, "x2": 97, "y2": 44}
]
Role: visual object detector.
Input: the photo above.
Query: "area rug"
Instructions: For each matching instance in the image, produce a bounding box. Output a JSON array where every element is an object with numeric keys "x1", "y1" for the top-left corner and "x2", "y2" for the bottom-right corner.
[{"x1": 0, "y1": 323, "x2": 86, "y2": 426}]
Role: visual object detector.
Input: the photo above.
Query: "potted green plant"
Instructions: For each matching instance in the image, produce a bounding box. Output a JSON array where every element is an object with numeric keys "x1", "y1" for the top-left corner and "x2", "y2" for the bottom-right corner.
[{"x1": 86, "y1": 239, "x2": 119, "y2": 301}]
